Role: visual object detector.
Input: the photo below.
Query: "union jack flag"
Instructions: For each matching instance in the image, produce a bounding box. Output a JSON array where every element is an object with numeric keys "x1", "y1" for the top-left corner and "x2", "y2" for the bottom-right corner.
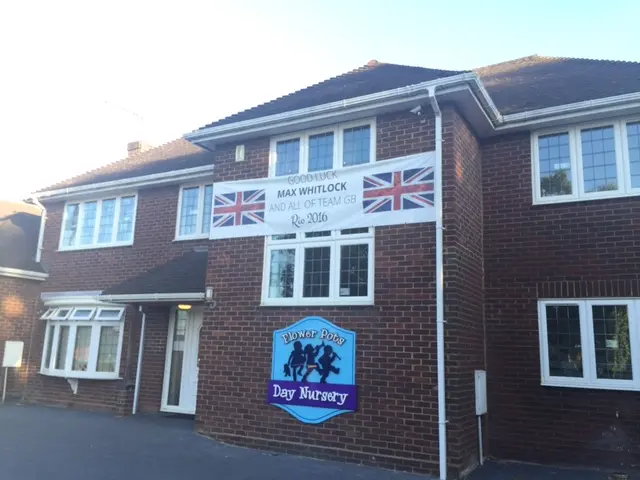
[
  {"x1": 363, "y1": 167, "x2": 434, "y2": 213},
  {"x1": 212, "y1": 189, "x2": 265, "y2": 228}
]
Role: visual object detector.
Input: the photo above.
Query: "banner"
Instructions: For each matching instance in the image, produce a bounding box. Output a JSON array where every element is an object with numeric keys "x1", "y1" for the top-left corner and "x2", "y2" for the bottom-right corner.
[
  {"x1": 210, "y1": 151, "x2": 436, "y2": 239},
  {"x1": 268, "y1": 316, "x2": 357, "y2": 424}
]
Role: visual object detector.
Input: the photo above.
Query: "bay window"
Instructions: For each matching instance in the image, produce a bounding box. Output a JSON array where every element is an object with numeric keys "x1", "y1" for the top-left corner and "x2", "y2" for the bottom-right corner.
[
  {"x1": 176, "y1": 183, "x2": 214, "y2": 239},
  {"x1": 538, "y1": 299, "x2": 640, "y2": 390},
  {"x1": 532, "y1": 119, "x2": 640, "y2": 203},
  {"x1": 40, "y1": 305, "x2": 125, "y2": 379},
  {"x1": 60, "y1": 195, "x2": 137, "y2": 250}
]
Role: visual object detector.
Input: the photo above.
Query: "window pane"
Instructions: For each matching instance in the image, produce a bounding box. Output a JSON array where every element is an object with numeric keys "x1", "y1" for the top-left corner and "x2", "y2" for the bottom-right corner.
[
  {"x1": 308, "y1": 132, "x2": 334, "y2": 172},
  {"x1": 43, "y1": 325, "x2": 55, "y2": 369},
  {"x1": 303, "y1": 247, "x2": 330, "y2": 297},
  {"x1": 97, "y1": 309, "x2": 123, "y2": 320},
  {"x1": 167, "y1": 311, "x2": 187, "y2": 405},
  {"x1": 627, "y1": 122, "x2": 640, "y2": 189},
  {"x1": 343, "y1": 126, "x2": 370, "y2": 167},
  {"x1": 96, "y1": 326, "x2": 120, "y2": 373},
  {"x1": 340, "y1": 244, "x2": 369, "y2": 297},
  {"x1": 55, "y1": 326, "x2": 70, "y2": 370},
  {"x1": 179, "y1": 187, "x2": 199, "y2": 236},
  {"x1": 592, "y1": 305, "x2": 632, "y2": 380},
  {"x1": 79, "y1": 202, "x2": 98, "y2": 245},
  {"x1": 538, "y1": 133, "x2": 572, "y2": 197},
  {"x1": 97, "y1": 199, "x2": 116, "y2": 243},
  {"x1": 71, "y1": 308, "x2": 94, "y2": 320},
  {"x1": 341, "y1": 228, "x2": 369, "y2": 235},
  {"x1": 201, "y1": 185, "x2": 213, "y2": 234},
  {"x1": 545, "y1": 305, "x2": 582, "y2": 377},
  {"x1": 268, "y1": 249, "x2": 295, "y2": 298},
  {"x1": 275, "y1": 139, "x2": 300, "y2": 176},
  {"x1": 272, "y1": 234, "x2": 296, "y2": 240},
  {"x1": 72, "y1": 326, "x2": 91, "y2": 371},
  {"x1": 62, "y1": 204, "x2": 79, "y2": 247},
  {"x1": 581, "y1": 126, "x2": 617, "y2": 193},
  {"x1": 116, "y1": 196, "x2": 136, "y2": 242},
  {"x1": 305, "y1": 231, "x2": 331, "y2": 238}
]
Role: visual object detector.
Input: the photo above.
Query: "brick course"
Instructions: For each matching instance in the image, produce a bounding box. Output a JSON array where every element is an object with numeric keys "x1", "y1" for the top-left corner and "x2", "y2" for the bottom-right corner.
[{"x1": 482, "y1": 132, "x2": 640, "y2": 467}]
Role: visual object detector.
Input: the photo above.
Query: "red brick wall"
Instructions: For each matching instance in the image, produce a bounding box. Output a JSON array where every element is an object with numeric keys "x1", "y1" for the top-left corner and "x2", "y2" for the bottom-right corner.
[
  {"x1": 0, "y1": 276, "x2": 42, "y2": 399},
  {"x1": 138, "y1": 305, "x2": 170, "y2": 413},
  {"x1": 26, "y1": 183, "x2": 210, "y2": 411},
  {"x1": 196, "y1": 110, "x2": 486, "y2": 475},
  {"x1": 483, "y1": 132, "x2": 640, "y2": 467},
  {"x1": 442, "y1": 108, "x2": 486, "y2": 474}
]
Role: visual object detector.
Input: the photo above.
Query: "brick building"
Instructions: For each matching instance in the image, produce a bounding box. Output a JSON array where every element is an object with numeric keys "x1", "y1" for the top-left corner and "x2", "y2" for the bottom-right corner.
[
  {"x1": 0, "y1": 199, "x2": 47, "y2": 399},
  {"x1": 15, "y1": 55, "x2": 640, "y2": 478}
]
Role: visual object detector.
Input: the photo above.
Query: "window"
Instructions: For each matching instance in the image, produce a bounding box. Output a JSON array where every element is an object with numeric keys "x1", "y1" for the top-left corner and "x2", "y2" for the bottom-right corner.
[
  {"x1": 60, "y1": 195, "x2": 137, "y2": 250},
  {"x1": 532, "y1": 119, "x2": 640, "y2": 204},
  {"x1": 270, "y1": 120, "x2": 375, "y2": 176},
  {"x1": 538, "y1": 299, "x2": 640, "y2": 390},
  {"x1": 262, "y1": 228, "x2": 374, "y2": 305},
  {"x1": 176, "y1": 184, "x2": 214, "y2": 239},
  {"x1": 40, "y1": 305, "x2": 125, "y2": 379}
]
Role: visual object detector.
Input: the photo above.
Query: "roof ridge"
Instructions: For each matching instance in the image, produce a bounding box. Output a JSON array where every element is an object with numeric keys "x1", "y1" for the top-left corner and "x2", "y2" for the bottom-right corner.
[
  {"x1": 475, "y1": 54, "x2": 640, "y2": 72},
  {"x1": 536, "y1": 54, "x2": 640, "y2": 65}
]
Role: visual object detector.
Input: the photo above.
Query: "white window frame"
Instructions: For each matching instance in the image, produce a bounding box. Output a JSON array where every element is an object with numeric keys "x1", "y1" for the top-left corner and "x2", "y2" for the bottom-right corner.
[
  {"x1": 538, "y1": 299, "x2": 640, "y2": 391},
  {"x1": 95, "y1": 307, "x2": 125, "y2": 321},
  {"x1": 40, "y1": 304, "x2": 125, "y2": 380},
  {"x1": 58, "y1": 194, "x2": 138, "y2": 251},
  {"x1": 69, "y1": 307, "x2": 97, "y2": 321},
  {"x1": 49, "y1": 307, "x2": 72, "y2": 320},
  {"x1": 262, "y1": 120, "x2": 377, "y2": 306},
  {"x1": 268, "y1": 119, "x2": 376, "y2": 177},
  {"x1": 40, "y1": 308, "x2": 56, "y2": 320},
  {"x1": 174, "y1": 183, "x2": 214, "y2": 240},
  {"x1": 262, "y1": 229, "x2": 375, "y2": 306},
  {"x1": 532, "y1": 117, "x2": 640, "y2": 205}
]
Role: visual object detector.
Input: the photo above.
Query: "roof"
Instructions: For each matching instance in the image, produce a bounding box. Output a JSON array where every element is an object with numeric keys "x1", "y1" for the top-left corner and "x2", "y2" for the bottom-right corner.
[
  {"x1": 0, "y1": 200, "x2": 45, "y2": 273},
  {"x1": 102, "y1": 249, "x2": 208, "y2": 296},
  {"x1": 475, "y1": 55, "x2": 640, "y2": 115},
  {"x1": 39, "y1": 139, "x2": 214, "y2": 192},
  {"x1": 42, "y1": 56, "x2": 640, "y2": 192},
  {"x1": 198, "y1": 61, "x2": 466, "y2": 129}
]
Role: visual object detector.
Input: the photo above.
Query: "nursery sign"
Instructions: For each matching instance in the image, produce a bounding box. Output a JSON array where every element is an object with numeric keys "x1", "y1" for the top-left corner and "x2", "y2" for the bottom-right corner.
[
  {"x1": 268, "y1": 317, "x2": 357, "y2": 424},
  {"x1": 210, "y1": 152, "x2": 436, "y2": 239}
]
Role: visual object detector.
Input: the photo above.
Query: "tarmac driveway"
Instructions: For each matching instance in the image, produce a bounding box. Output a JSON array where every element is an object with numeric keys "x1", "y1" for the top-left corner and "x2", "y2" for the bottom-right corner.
[{"x1": 0, "y1": 404, "x2": 428, "y2": 480}]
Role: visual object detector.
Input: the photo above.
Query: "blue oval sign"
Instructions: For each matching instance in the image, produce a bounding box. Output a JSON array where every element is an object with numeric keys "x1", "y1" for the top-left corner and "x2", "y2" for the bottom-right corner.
[{"x1": 268, "y1": 316, "x2": 357, "y2": 424}]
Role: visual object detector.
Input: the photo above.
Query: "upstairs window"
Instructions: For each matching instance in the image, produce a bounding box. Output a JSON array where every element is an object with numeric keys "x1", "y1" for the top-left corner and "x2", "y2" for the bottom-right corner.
[
  {"x1": 538, "y1": 299, "x2": 640, "y2": 391},
  {"x1": 60, "y1": 195, "x2": 137, "y2": 250},
  {"x1": 262, "y1": 228, "x2": 374, "y2": 306},
  {"x1": 176, "y1": 184, "x2": 213, "y2": 239},
  {"x1": 40, "y1": 305, "x2": 125, "y2": 379},
  {"x1": 532, "y1": 119, "x2": 640, "y2": 204},
  {"x1": 270, "y1": 120, "x2": 375, "y2": 177}
]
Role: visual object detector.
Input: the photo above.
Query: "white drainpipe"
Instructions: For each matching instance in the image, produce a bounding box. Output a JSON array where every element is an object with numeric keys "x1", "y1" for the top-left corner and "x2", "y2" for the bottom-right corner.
[
  {"x1": 428, "y1": 86, "x2": 447, "y2": 480},
  {"x1": 31, "y1": 197, "x2": 47, "y2": 264},
  {"x1": 132, "y1": 305, "x2": 147, "y2": 415}
]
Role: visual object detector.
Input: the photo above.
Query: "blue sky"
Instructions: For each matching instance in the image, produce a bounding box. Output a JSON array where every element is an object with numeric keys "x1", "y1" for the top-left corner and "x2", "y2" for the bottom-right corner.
[{"x1": 1, "y1": 0, "x2": 638, "y2": 198}]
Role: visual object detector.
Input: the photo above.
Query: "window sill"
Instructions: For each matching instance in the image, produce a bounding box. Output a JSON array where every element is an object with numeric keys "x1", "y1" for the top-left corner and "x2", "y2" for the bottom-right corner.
[
  {"x1": 541, "y1": 379, "x2": 638, "y2": 392},
  {"x1": 40, "y1": 370, "x2": 121, "y2": 381},
  {"x1": 533, "y1": 189, "x2": 640, "y2": 206},
  {"x1": 58, "y1": 242, "x2": 133, "y2": 252}
]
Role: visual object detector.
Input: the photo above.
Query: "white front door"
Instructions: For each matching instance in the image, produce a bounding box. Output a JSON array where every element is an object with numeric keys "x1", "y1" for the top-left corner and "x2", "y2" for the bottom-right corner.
[{"x1": 161, "y1": 308, "x2": 202, "y2": 414}]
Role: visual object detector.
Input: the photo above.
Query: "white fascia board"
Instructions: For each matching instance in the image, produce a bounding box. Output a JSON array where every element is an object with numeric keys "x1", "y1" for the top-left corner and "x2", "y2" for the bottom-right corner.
[
  {"x1": 185, "y1": 73, "x2": 501, "y2": 145},
  {"x1": 99, "y1": 292, "x2": 205, "y2": 303},
  {"x1": 497, "y1": 92, "x2": 640, "y2": 131},
  {"x1": 0, "y1": 267, "x2": 48, "y2": 281},
  {"x1": 34, "y1": 165, "x2": 213, "y2": 202}
]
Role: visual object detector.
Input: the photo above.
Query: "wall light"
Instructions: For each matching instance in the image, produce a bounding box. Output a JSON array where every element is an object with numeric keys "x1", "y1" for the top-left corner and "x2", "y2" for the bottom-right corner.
[
  {"x1": 205, "y1": 286, "x2": 214, "y2": 302},
  {"x1": 177, "y1": 304, "x2": 192, "y2": 311}
]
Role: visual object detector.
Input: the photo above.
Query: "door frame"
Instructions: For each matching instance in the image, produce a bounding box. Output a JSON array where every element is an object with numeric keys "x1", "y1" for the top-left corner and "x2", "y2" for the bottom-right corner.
[{"x1": 160, "y1": 305, "x2": 203, "y2": 414}]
